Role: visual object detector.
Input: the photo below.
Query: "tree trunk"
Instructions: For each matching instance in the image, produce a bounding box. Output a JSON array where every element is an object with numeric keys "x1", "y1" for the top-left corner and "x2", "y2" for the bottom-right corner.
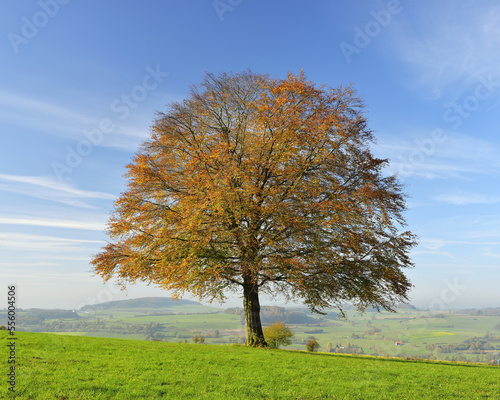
[{"x1": 243, "y1": 277, "x2": 267, "y2": 347}]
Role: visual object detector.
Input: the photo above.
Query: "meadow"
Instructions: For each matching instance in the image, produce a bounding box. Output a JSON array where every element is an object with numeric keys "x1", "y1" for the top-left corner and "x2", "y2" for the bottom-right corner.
[
  {"x1": 1, "y1": 331, "x2": 499, "y2": 399},
  {"x1": 3, "y1": 299, "x2": 500, "y2": 363}
]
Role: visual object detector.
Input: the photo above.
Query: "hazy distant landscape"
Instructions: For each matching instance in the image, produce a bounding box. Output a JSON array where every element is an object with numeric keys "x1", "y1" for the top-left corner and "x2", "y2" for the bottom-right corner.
[{"x1": 3, "y1": 297, "x2": 499, "y2": 365}]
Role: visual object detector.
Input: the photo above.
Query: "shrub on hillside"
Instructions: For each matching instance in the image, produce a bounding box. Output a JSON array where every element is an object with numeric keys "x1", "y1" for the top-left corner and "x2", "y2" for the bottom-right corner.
[
  {"x1": 306, "y1": 338, "x2": 319, "y2": 352},
  {"x1": 263, "y1": 322, "x2": 293, "y2": 349}
]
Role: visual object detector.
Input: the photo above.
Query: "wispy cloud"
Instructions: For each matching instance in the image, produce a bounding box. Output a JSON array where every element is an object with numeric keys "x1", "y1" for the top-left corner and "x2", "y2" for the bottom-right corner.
[
  {"x1": 376, "y1": 132, "x2": 500, "y2": 180},
  {"x1": 0, "y1": 216, "x2": 105, "y2": 231},
  {"x1": 0, "y1": 91, "x2": 155, "y2": 151},
  {"x1": 411, "y1": 249, "x2": 458, "y2": 260},
  {"x1": 0, "y1": 92, "x2": 92, "y2": 125},
  {"x1": 0, "y1": 232, "x2": 103, "y2": 253},
  {"x1": 0, "y1": 91, "x2": 94, "y2": 137},
  {"x1": 0, "y1": 270, "x2": 97, "y2": 283},
  {"x1": 390, "y1": 2, "x2": 500, "y2": 99},
  {"x1": 439, "y1": 215, "x2": 500, "y2": 241},
  {"x1": 483, "y1": 251, "x2": 500, "y2": 259},
  {"x1": 0, "y1": 174, "x2": 116, "y2": 208},
  {"x1": 434, "y1": 193, "x2": 500, "y2": 205},
  {"x1": 420, "y1": 238, "x2": 500, "y2": 250}
]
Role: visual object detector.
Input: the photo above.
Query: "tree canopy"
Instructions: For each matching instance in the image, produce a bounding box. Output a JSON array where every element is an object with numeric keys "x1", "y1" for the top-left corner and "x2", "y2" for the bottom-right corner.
[{"x1": 91, "y1": 70, "x2": 417, "y2": 346}]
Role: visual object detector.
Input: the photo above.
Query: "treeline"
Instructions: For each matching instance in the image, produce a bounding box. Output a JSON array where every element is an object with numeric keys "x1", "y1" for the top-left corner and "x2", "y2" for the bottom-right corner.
[
  {"x1": 20, "y1": 318, "x2": 174, "y2": 340},
  {"x1": 28, "y1": 309, "x2": 80, "y2": 319},
  {"x1": 459, "y1": 308, "x2": 500, "y2": 317},
  {"x1": 224, "y1": 306, "x2": 319, "y2": 325},
  {"x1": 17, "y1": 318, "x2": 226, "y2": 343},
  {"x1": 0, "y1": 309, "x2": 80, "y2": 326},
  {"x1": 129, "y1": 311, "x2": 221, "y2": 318},
  {"x1": 426, "y1": 335, "x2": 500, "y2": 353},
  {"x1": 80, "y1": 297, "x2": 202, "y2": 311},
  {"x1": 325, "y1": 342, "x2": 364, "y2": 354}
]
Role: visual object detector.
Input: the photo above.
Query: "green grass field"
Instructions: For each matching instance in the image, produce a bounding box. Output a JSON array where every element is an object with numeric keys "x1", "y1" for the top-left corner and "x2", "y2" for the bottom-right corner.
[
  {"x1": 5, "y1": 303, "x2": 499, "y2": 363},
  {"x1": 7, "y1": 310, "x2": 498, "y2": 363},
  {"x1": 1, "y1": 331, "x2": 499, "y2": 399}
]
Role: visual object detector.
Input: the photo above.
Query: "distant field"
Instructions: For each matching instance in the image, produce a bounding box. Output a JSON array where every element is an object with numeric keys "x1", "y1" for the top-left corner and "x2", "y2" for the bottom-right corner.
[
  {"x1": 2, "y1": 301, "x2": 499, "y2": 363},
  {"x1": 1, "y1": 331, "x2": 499, "y2": 399},
  {"x1": 117, "y1": 312, "x2": 240, "y2": 330}
]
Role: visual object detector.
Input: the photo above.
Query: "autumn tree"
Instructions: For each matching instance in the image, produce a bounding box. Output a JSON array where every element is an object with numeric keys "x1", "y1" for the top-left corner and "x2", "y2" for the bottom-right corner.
[
  {"x1": 91, "y1": 71, "x2": 416, "y2": 347},
  {"x1": 325, "y1": 342, "x2": 333, "y2": 352},
  {"x1": 306, "y1": 338, "x2": 320, "y2": 352}
]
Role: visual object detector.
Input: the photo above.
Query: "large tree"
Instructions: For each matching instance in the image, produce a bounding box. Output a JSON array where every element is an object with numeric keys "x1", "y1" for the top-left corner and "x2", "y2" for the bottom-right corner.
[{"x1": 91, "y1": 71, "x2": 417, "y2": 346}]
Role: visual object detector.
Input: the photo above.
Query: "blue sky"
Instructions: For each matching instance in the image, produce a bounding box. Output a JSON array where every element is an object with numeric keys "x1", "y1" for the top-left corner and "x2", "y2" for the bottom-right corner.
[{"x1": 1, "y1": 0, "x2": 499, "y2": 310}]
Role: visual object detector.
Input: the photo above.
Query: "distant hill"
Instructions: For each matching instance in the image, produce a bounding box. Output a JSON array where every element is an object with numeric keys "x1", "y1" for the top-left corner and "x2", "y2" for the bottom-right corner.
[
  {"x1": 0, "y1": 309, "x2": 80, "y2": 327},
  {"x1": 79, "y1": 297, "x2": 209, "y2": 311},
  {"x1": 78, "y1": 297, "x2": 420, "y2": 313}
]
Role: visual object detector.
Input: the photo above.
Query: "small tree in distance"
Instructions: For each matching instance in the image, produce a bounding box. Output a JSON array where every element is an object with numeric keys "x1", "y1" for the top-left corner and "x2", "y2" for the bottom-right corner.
[
  {"x1": 306, "y1": 338, "x2": 320, "y2": 352},
  {"x1": 91, "y1": 70, "x2": 417, "y2": 347},
  {"x1": 263, "y1": 321, "x2": 293, "y2": 349}
]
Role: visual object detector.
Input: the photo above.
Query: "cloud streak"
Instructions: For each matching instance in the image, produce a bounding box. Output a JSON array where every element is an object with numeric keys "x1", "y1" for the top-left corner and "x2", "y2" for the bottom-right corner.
[
  {"x1": 0, "y1": 91, "x2": 95, "y2": 138},
  {"x1": 0, "y1": 270, "x2": 98, "y2": 283},
  {"x1": 0, "y1": 174, "x2": 116, "y2": 208},
  {"x1": 376, "y1": 132, "x2": 500, "y2": 180},
  {"x1": 0, "y1": 216, "x2": 106, "y2": 231},
  {"x1": 0, "y1": 92, "x2": 92, "y2": 125},
  {"x1": 0, "y1": 232, "x2": 103, "y2": 253},
  {"x1": 0, "y1": 91, "x2": 157, "y2": 152},
  {"x1": 390, "y1": 2, "x2": 500, "y2": 99},
  {"x1": 434, "y1": 193, "x2": 500, "y2": 205},
  {"x1": 420, "y1": 238, "x2": 500, "y2": 249}
]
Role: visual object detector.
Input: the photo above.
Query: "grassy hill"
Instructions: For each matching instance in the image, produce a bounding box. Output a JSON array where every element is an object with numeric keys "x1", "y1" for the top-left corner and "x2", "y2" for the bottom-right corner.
[
  {"x1": 79, "y1": 296, "x2": 218, "y2": 313},
  {"x1": 1, "y1": 331, "x2": 499, "y2": 399},
  {"x1": 80, "y1": 296, "x2": 204, "y2": 310},
  {"x1": 3, "y1": 300, "x2": 500, "y2": 362}
]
